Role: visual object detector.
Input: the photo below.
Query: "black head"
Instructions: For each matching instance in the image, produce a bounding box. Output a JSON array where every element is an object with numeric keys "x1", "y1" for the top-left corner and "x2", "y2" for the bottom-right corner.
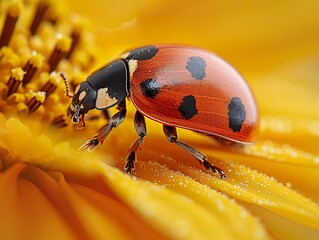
[
  {"x1": 67, "y1": 81, "x2": 97, "y2": 124},
  {"x1": 64, "y1": 59, "x2": 129, "y2": 126}
]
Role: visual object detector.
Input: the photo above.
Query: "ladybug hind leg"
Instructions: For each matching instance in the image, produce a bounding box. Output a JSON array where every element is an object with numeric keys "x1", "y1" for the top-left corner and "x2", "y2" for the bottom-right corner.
[
  {"x1": 79, "y1": 100, "x2": 127, "y2": 151},
  {"x1": 124, "y1": 111, "x2": 146, "y2": 175},
  {"x1": 163, "y1": 125, "x2": 227, "y2": 180}
]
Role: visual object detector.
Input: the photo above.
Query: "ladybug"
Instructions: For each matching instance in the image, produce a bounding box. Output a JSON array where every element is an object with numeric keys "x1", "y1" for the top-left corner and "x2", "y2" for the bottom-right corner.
[{"x1": 64, "y1": 45, "x2": 258, "y2": 180}]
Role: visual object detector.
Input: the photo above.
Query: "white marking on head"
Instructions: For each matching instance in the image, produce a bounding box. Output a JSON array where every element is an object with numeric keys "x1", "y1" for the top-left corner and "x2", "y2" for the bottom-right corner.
[
  {"x1": 79, "y1": 91, "x2": 86, "y2": 101},
  {"x1": 69, "y1": 104, "x2": 75, "y2": 111},
  {"x1": 74, "y1": 85, "x2": 80, "y2": 94},
  {"x1": 128, "y1": 59, "x2": 138, "y2": 78},
  {"x1": 95, "y1": 87, "x2": 118, "y2": 109}
]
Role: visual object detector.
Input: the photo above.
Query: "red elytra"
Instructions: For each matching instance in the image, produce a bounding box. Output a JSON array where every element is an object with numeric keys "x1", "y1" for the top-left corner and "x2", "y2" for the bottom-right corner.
[{"x1": 129, "y1": 45, "x2": 258, "y2": 143}]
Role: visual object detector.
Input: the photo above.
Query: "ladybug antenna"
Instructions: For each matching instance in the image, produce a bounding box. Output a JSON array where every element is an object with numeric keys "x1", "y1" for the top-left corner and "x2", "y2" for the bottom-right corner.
[{"x1": 60, "y1": 72, "x2": 74, "y2": 98}]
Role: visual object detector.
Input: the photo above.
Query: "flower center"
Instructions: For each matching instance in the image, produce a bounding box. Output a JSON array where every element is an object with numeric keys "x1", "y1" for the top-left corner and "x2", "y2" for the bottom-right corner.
[{"x1": 0, "y1": 0, "x2": 96, "y2": 128}]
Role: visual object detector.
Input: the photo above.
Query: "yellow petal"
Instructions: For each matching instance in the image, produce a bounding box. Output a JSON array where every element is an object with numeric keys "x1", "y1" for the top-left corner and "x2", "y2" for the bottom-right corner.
[
  {"x1": 138, "y1": 161, "x2": 271, "y2": 240},
  {"x1": 94, "y1": 162, "x2": 271, "y2": 240},
  {"x1": 259, "y1": 116, "x2": 319, "y2": 153},
  {"x1": 251, "y1": 64, "x2": 319, "y2": 118},
  {"x1": 140, "y1": 151, "x2": 319, "y2": 230},
  {"x1": 0, "y1": 163, "x2": 75, "y2": 240},
  {"x1": 67, "y1": 0, "x2": 319, "y2": 72},
  {"x1": 56, "y1": 175, "x2": 132, "y2": 240},
  {"x1": 71, "y1": 183, "x2": 167, "y2": 240}
]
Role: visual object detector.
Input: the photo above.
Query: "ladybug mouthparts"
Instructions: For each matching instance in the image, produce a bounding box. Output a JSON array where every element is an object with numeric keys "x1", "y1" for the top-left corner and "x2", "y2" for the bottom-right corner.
[{"x1": 67, "y1": 104, "x2": 86, "y2": 127}]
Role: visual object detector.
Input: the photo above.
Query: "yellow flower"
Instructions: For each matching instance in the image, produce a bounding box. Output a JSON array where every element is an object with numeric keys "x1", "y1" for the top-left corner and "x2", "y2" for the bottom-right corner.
[{"x1": 0, "y1": 0, "x2": 319, "y2": 239}]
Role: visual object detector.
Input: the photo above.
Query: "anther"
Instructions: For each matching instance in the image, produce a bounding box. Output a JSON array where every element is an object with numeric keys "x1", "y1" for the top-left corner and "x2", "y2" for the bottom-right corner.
[
  {"x1": 0, "y1": 47, "x2": 20, "y2": 68},
  {"x1": 6, "y1": 67, "x2": 25, "y2": 96},
  {"x1": 47, "y1": 34, "x2": 71, "y2": 71},
  {"x1": 40, "y1": 71, "x2": 60, "y2": 96},
  {"x1": 66, "y1": 28, "x2": 81, "y2": 59},
  {"x1": 65, "y1": 15, "x2": 85, "y2": 59},
  {"x1": 27, "y1": 91, "x2": 46, "y2": 114},
  {"x1": 44, "y1": 2, "x2": 59, "y2": 25},
  {"x1": 30, "y1": 0, "x2": 49, "y2": 35},
  {"x1": 0, "y1": 1, "x2": 23, "y2": 48},
  {"x1": 22, "y1": 51, "x2": 44, "y2": 86},
  {"x1": 51, "y1": 115, "x2": 68, "y2": 128}
]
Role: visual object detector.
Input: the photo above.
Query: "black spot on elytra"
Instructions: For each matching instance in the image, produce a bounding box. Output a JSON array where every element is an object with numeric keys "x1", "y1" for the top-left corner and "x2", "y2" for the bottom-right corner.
[
  {"x1": 179, "y1": 95, "x2": 198, "y2": 120},
  {"x1": 186, "y1": 56, "x2": 206, "y2": 80},
  {"x1": 127, "y1": 46, "x2": 159, "y2": 60},
  {"x1": 140, "y1": 79, "x2": 160, "y2": 98},
  {"x1": 228, "y1": 97, "x2": 246, "y2": 132}
]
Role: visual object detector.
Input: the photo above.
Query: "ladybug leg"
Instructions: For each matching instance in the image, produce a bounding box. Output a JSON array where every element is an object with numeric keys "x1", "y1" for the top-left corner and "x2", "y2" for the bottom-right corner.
[
  {"x1": 102, "y1": 109, "x2": 111, "y2": 121},
  {"x1": 124, "y1": 111, "x2": 146, "y2": 175},
  {"x1": 79, "y1": 100, "x2": 127, "y2": 151},
  {"x1": 163, "y1": 125, "x2": 227, "y2": 180}
]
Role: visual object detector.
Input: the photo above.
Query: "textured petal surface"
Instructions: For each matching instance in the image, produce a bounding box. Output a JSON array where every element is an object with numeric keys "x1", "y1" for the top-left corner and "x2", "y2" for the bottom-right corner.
[{"x1": 95, "y1": 162, "x2": 270, "y2": 240}]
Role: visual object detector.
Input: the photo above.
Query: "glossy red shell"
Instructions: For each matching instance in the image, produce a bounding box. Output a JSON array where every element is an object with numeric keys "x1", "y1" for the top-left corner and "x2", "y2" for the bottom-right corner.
[{"x1": 128, "y1": 45, "x2": 258, "y2": 143}]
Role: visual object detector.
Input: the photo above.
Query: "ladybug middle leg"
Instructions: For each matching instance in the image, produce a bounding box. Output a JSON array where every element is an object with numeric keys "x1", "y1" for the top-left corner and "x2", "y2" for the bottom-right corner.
[
  {"x1": 163, "y1": 125, "x2": 227, "y2": 180},
  {"x1": 79, "y1": 100, "x2": 127, "y2": 151},
  {"x1": 124, "y1": 111, "x2": 146, "y2": 175}
]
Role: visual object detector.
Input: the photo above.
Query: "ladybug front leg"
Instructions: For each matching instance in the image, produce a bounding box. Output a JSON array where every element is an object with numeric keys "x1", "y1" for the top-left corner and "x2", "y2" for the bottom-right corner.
[
  {"x1": 163, "y1": 125, "x2": 227, "y2": 180},
  {"x1": 102, "y1": 109, "x2": 111, "y2": 121},
  {"x1": 79, "y1": 100, "x2": 127, "y2": 151},
  {"x1": 124, "y1": 111, "x2": 146, "y2": 175}
]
